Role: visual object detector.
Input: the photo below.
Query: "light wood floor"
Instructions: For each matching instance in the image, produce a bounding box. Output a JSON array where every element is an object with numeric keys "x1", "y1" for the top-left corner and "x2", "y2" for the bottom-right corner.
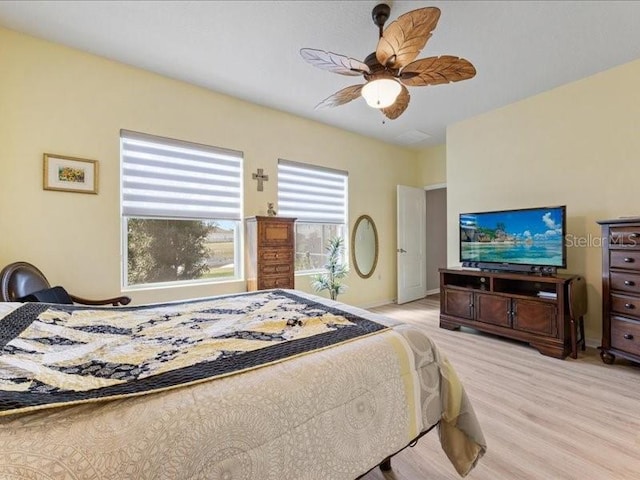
[{"x1": 360, "y1": 296, "x2": 640, "y2": 480}]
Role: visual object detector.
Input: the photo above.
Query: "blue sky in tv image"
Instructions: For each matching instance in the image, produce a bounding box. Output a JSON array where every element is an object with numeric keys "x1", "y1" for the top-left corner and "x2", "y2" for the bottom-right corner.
[{"x1": 460, "y1": 207, "x2": 565, "y2": 267}]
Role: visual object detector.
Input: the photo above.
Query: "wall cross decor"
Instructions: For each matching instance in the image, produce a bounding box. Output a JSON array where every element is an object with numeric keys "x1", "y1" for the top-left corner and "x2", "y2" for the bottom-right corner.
[{"x1": 252, "y1": 168, "x2": 269, "y2": 191}]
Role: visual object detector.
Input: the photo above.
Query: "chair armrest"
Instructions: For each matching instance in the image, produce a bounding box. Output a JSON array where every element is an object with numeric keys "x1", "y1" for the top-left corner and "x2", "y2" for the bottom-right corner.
[{"x1": 69, "y1": 294, "x2": 132, "y2": 306}]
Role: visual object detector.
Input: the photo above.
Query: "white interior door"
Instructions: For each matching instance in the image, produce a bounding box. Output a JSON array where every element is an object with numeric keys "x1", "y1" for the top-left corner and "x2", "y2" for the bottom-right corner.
[{"x1": 397, "y1": 185, "x2": 427, "y2": 304}]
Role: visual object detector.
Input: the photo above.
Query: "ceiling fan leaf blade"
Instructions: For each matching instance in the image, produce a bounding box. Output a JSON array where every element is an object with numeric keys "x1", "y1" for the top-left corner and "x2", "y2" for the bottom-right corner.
[
  {"x1": 300, "y1": 48, "x2": 370, "y2": 76},
  {"x1": 400, "y1": 56, "x2": 477, "y2": 87},
  {"x1": 376, "y1": 7, "x2": 441, "y2": 69},
  {"x1": 315, "y1": 84, "x2": 364, "y2": 109},
  {"x1": 382, "y1": 85, "x2": 410, "y2": 120}
]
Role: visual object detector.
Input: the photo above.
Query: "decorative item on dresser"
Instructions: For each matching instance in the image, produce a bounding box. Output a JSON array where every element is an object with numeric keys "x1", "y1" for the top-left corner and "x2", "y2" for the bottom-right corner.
[
  {"x1": 597, "y1": 217, "x2": 640, "y2": 365},
  {"x1": 439, "y1": 268, "x2": 577, "y2": 358},
  {"x1": 246, "y1": 216, "x2": 296, "y2": 291}
]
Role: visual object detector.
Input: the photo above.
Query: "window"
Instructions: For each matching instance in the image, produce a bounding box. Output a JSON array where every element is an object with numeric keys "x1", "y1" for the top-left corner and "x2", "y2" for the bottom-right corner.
[
  {"x1": 277, "y1": 159, "x2": 348, "y2": 272},
  {"x1": 121, "y1": 130, "x2": 242, "y2": 287}
]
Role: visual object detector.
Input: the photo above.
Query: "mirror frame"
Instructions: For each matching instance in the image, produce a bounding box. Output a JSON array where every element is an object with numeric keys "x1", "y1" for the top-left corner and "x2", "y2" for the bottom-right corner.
[{"x1": 351, "y1": 214, "x2": 379, "y2": 279}]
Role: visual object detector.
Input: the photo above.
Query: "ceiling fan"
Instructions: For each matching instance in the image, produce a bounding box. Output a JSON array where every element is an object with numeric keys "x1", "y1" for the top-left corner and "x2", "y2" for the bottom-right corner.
[{"x1": 300, "y1": 3, "x2": 476, "y2": 120}]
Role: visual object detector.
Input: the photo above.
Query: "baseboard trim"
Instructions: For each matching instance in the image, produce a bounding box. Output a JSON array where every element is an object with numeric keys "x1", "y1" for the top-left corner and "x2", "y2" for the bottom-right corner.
[
  {"x1": 426, "y1": 288, "x2": 439, "y2": 296},
  {"x1": 358, "y1": 298, "x2": 395, "y2": 309},
  {"x1": 585, "y1": 337, "x2": 600, "y2": 349}
]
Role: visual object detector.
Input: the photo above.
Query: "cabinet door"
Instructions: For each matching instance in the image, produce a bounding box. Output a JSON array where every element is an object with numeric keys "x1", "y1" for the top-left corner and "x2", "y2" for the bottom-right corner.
[
  {"x1": 475, "y1": 293, "x2": 511, "y2": 327},
  {"x1": 443, "y1": 289, "x2": 474, "y2": 320},
  {"x1": 259, "y1": 221, "x2": 294, "y2": 246},
  {"x1": 512, "y1": 299, "x2": 557, "y2": 336}
]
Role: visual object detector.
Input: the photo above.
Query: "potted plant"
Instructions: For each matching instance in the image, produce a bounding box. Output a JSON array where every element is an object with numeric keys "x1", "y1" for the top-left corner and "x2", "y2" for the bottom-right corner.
[{"x1": 311, "y1": 236, "x2": 348, "y2": 300}]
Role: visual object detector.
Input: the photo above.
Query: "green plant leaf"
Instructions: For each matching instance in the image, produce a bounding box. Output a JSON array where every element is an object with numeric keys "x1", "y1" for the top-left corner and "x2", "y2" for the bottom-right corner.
[{"x1": 310, "y1": 235, "x2": 348, "y2": 299}]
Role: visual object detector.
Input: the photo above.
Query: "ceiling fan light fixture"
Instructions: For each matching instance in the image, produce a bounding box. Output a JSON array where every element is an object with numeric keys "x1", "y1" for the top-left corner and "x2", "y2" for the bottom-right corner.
[{"x1": 361, "y1": 78, "x2": 401, "y2": 109}]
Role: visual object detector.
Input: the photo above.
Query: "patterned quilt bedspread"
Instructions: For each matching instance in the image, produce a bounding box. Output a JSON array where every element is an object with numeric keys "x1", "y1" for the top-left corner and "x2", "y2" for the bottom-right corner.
[
  {"x1": 0, "y1": 290, "x2": 387, "y2": 414},
  {"x1": 0, "y1": 290, "x2": 486, "y2": 479}
]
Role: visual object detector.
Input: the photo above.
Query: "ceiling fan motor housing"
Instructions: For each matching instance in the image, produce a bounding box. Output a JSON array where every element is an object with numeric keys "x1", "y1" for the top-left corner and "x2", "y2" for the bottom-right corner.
[{"x1": 363, "y1": 52, "x2": 398, "y2": 81}]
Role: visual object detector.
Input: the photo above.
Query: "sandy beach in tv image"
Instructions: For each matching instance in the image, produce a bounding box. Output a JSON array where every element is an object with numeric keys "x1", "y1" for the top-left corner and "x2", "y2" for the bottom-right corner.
[{"x1": 460, "y1": 208, "x2": 564, "y2": 266}]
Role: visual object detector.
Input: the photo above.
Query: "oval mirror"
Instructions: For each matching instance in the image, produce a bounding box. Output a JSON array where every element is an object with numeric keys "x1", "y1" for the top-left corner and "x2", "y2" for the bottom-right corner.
[{"x1": 351, "y1": 215, "x2": 379, "y2": 279}]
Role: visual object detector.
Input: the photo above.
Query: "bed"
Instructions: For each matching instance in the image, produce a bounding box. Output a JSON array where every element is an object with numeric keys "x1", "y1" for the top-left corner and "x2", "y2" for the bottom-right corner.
[{"x1": 0, "y1": 289, "x2": 486, "y2": 479}]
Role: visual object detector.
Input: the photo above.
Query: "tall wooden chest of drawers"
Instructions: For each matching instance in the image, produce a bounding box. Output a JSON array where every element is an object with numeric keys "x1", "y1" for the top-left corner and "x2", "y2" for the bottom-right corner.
[
  {"x1": 597, "y1": 217, "x2": 640, "y2": 365},
  {"x1": 246, "y1": 216, "x2": 296, "y2": 291}
]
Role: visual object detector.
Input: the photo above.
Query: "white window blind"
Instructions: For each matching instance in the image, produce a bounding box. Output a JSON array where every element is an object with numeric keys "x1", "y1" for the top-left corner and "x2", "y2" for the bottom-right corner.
[
  {"x1": 121, "y1": 130, "x2": 243, "y2": 220},
  {"x1": 277, "y1": 159, "x2": 348, "y2": 224}
]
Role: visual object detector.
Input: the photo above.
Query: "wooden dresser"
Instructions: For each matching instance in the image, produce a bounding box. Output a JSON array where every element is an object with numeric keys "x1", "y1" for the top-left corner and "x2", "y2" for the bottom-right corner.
[
  {"x1": 597, "y1": 217, "x2": 640, "y2": 365},
  {"x1": 245, "y1": 216, "x2": 296, "y2": 291}
]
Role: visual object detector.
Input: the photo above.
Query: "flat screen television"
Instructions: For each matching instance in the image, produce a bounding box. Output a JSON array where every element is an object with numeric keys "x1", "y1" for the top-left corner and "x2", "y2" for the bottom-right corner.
[{"x1": 459, "y1": 205, "x2": 566, "y2": 273}]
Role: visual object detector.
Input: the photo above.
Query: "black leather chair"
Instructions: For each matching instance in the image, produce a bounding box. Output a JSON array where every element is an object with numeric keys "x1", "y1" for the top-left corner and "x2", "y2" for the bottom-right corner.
[
  {"x1": 0, "y1": 261, "x2": 131, "y2": 306},
  {"x1": 568, "y1": 276, "x2": 587, "y2": 359}
]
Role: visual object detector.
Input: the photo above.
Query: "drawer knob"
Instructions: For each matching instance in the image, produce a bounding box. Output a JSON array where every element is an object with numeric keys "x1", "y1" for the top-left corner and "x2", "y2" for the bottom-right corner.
[
  {"x1": 630, "y1": 233, "x2": 640, "y2": 239},
  {"x1": 624, "y1": 257, "x2": 635, "y2": 263},
  {"x1": 624, "y1": 303, "x2": 635, "y2": 309},
  {"x1": 623, "y1": 333, "x2": 634, "y2": 340},
  {"x1": 624, "y1": 280, "x2": 635, "y2": 286}
]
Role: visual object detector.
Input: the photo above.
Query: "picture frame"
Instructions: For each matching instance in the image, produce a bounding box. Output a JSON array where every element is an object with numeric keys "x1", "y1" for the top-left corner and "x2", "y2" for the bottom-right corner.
[{"x1": 43, "y1": 153, "x2": 98, "y2": 194}]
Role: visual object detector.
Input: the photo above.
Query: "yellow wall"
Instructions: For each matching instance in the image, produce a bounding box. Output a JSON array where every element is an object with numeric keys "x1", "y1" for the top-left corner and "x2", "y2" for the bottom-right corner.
[
  {"x1": 417, "y1": 144, "x2": 446, "y2": 186},
  {"x1": 0, "y1": 28, "x2": 421, "y2": 306},
  {"x1": 447, "y1": 59, "x2": 640, "y2": 340}
]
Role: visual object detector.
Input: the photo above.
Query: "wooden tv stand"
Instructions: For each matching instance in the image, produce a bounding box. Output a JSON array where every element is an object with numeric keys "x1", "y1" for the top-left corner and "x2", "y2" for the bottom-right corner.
[{"x1": 439, "y1": 268, "x2": 575, "y2": 359}]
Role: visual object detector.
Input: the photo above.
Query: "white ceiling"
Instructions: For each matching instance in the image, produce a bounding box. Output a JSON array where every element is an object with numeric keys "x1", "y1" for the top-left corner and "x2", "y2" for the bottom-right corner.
[{"x1": 1, "y1": 1, "x2": 639, "y2": 148}]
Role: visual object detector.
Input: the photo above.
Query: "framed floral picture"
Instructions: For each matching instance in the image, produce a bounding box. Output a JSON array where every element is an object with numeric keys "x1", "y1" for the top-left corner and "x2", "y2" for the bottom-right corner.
[{"x1": 43, "y1": 153, "x2": 98, "y2": 194}]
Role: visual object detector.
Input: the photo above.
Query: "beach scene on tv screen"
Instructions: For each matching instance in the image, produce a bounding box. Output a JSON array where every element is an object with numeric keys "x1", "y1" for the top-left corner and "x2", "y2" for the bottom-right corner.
[{"x1": 460, "y1": 208, "x2": 564, "y2": 266}]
